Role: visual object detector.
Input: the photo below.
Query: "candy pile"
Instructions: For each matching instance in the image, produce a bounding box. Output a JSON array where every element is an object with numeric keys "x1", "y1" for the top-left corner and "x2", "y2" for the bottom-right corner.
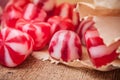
[
  {"x1": 0, "y1": 0, "x2": 119, "y2": 71},
  {"x1": 0, "y1": 0, "x2": 80, "y2": 67}
]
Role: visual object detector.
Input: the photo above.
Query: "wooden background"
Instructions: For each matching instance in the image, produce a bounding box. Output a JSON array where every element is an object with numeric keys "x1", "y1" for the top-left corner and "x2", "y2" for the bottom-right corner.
[{"x1": 0, "y1": 55, "x2": 120, "y2": 80}]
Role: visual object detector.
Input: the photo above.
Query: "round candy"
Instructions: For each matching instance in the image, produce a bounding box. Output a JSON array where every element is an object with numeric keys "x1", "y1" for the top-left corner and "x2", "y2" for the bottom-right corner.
[
  {"x1": 16, "y1": 19, "x2": 51, "y2": 50},
  {"x1": 0, "y1": 28, "x2": 34, "y2": 67},
  {"x1": 49, "y1": 30, "x2": 82, "y2": 62}
]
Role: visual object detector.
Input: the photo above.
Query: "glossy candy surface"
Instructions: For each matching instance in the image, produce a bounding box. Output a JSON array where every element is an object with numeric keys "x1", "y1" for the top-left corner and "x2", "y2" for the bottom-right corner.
[
  {"x1": 49, "y1": 30, "x2": 82, "y2": 62},
  {"x1": 84, "y1": 27, "x2": 120, "y2": 67},
  {"x1": 47, "y1": 16, "x2": 75, "y2": 36},
  {"x1": 0, "y1": 28, "x2": 34, "y2": 67},
  {"x1": 16, "y1": 19, "x2": 51, "y2": 50},
  {"x1": 54, "y1": 3, "x2": 80, "y2": 29}
]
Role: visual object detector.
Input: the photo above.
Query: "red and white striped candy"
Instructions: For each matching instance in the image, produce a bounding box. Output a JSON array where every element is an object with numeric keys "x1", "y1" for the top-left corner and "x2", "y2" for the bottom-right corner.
[
  {"x1": 0, "y1": 28, "x2": 34, "y2": 67},
  {"x1": 1, "y1": 0, "x2": 32, "y2": 28},
  {"x1": 5, "y1": 0, "x2": 30, "y2": 9},
  {"x1": 84, "y1": 27, "x2": 120, "y2": 67},
  {"x1": 49, "y1": 30, "x2": 82, "y2": 62},
  {"x1": 47, "y1": 16, "x2": 75, "y2": 36},
  {"x1": 1, "y1": 4, "x2": 22, "y2": 28},
  {"x1": 76, "y1": 17, "x2": 95, "y2": 45},
  {"x1": 23, "y1": 3, "x2": 47, "y2": 21},
  {"x1": 16, "y1": 19, "x2": 51, "y2": 50},
  {"x1": 54, "y1": 3, "x2": 80, "y2": 28}
]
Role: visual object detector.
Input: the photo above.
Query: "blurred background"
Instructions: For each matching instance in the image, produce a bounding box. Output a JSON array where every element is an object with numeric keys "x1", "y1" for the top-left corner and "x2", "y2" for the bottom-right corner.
[
  {"x1": 57, "y1": 0, "x2": 93, "y2": 4},
  {"x1": 0, "y1": 0, "x2": 93, "y2": 8},
  {"x1": 0, "y1": 0, "x2": 8, "y2": 8}
]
